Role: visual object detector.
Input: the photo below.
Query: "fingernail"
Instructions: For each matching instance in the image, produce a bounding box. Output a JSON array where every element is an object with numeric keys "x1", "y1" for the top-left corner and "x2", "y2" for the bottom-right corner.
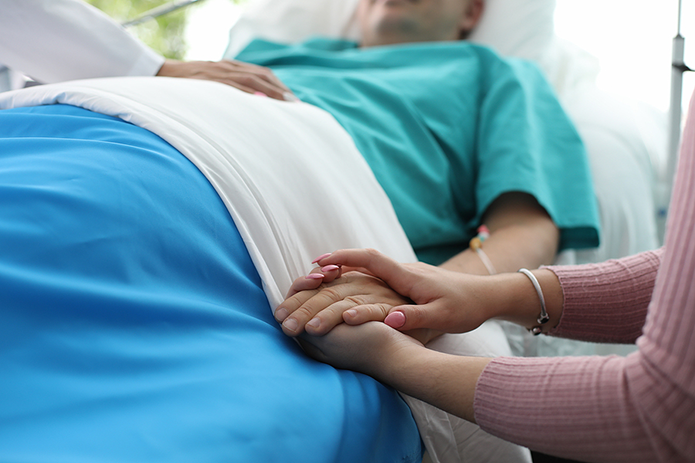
[
  {"x1": 306, "y1": 273, "x2": 324, "y2": 280},
  {"x1": 275, "y1": 307, "x2": 288, "y2": 322},
  {"x1": 321, "y1": 265, "x2": 339, "y2": 272},
  {"x1": 312, "y1": 253, "x2": 332, "y2": 264},
  {"x1": 306, "y1": 318, "x2": 321, "y2": 330},
  {"x1": 345, "y1": 309, "x2": 357, "y2": 319},
  {"x1": 283, "y1": 318, "x2": 298, "y2": 332},
  {"x1": 384, "y1": 311, "x2": 406, "y2": 329},
  {"x1": 254, "y1": 91, "x2": 268, "y2": 97},
  {"x1": 283, "y1": 92, "x2": 300, "y2": 102}
]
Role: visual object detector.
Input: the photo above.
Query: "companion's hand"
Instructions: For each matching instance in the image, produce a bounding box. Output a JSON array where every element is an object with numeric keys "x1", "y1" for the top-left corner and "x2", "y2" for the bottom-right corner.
[
  {"x1": 276, "y1": 269, "x2": 411, "y2": 337},
  {"x1": 298, "y1": 321, "x2": 423, "y2": 377},
  {"x1": 310, "y1": 249, "x2": 497, "y2": 334},
  {"x1": 156, "y1": 59, "x2": 298, "y2": 101},
  {"x1": 300, "y1": 320, "x2": 491, "y2": 425}
]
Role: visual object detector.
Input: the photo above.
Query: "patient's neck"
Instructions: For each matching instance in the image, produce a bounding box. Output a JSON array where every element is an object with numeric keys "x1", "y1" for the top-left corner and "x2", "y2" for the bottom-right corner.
[
  {"x1": 359, "y1": 25, "x2": 460, "y2": 48},
  {"x1": 360, "y1": 35, "x2": 457, "y2": 48}
]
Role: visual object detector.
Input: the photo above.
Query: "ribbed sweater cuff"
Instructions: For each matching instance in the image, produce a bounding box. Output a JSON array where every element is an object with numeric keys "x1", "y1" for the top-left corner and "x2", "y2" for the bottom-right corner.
[
  {"x1": 474, "y1": 355, "x2": 655, "y2": 461},
  {"x1": 543, "y1": 250, "x2": 661, "y2": 343}
]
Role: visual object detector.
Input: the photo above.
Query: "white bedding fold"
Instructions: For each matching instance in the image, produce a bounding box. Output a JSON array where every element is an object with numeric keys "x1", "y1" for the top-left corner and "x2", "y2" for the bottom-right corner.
[{"x1": 0, "y1": 77, "x2": 416, "y2": 308}]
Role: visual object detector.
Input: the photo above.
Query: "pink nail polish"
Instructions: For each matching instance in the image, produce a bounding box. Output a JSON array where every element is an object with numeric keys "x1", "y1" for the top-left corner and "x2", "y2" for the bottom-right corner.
[
  {"x1": 321, "y1": 265, "x2": 339, "y2": 272},
  {"x1": 306, "y1": 273, "x2": 324, "y2": 280},
  {"x1": 384, "y1": 311, "x2": 406, "y2": 329},
  {"x1": 254, "y1": 91, "x2": 268, "y2": 97},
  {"x1": 312, "y1": 253, "x2": 331, "y2": 264}
]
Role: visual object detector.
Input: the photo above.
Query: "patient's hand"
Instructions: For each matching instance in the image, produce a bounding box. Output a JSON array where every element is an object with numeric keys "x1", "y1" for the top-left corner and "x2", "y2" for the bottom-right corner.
[
  {"x1": 156, "y1": 59, "x2": 298, "y2": 101},
  {"x1": 276, "y1": 270, "x2": 410, "y2": 336}
]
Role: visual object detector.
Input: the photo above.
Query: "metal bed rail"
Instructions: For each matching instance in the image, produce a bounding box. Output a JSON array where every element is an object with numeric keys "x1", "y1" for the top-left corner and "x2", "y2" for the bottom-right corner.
[{"x1": 121, "y1": 0, "x2": 207, "y2": 27}]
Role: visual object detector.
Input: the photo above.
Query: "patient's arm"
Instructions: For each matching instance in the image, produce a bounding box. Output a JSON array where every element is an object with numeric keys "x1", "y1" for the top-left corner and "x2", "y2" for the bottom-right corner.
[
  {"x1": 157, "y1": 60, "x2": 297, "y2": 101},
  {"x1": 277, "y1": 192, "x2": 559, "y2": 337},
  {"x1": 439, "y1": 192, "x2": 559, "y2": 275}
]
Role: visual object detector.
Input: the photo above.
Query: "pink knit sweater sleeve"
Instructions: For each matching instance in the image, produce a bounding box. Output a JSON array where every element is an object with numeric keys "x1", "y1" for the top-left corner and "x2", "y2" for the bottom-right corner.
[
  {"x1": 545, "y1": 249, "x2": 661, "y2": 344},
  {"x1": 473, "y1": 94, "x2": 695, "y2": 462}
]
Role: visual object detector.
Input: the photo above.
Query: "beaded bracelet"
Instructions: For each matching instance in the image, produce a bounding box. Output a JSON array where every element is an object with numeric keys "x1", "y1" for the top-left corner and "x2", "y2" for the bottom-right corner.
[
  {"x1": 518, "y1": 268, "x2": 550, "y2": 335},
  {"x1": 469, "y1": 225, "x2": 496, "y2": 275}
]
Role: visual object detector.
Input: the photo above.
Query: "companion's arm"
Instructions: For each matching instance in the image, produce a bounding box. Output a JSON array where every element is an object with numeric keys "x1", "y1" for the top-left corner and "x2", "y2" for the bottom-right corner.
[
  {"x1": 298, "y1": 321, "x2": 491, "y2": 423},
  {"x1": 305, "y1": 248, "x2": 565, "y2": 335},
  {"x1": 310, "y1": 248, "x2": 659, "y2": 339},
  {"x1": 299, "y1": 248, "x2": 676, "y2": 461},
  {"x1": 546, "y1": 249, "x2": 660, "y2": 343}
]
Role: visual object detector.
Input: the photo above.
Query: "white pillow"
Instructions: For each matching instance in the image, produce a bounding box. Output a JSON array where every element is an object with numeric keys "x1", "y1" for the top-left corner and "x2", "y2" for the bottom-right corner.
[
  {"x1": 223, "y1": 0, "x2": 361, "y2": 58},
  {"x1": 468, "y1": 0, "x2": 556, "y2": 61},
  {"x1": 223, "y1": 0, "x2": 557, "y2": 61}
]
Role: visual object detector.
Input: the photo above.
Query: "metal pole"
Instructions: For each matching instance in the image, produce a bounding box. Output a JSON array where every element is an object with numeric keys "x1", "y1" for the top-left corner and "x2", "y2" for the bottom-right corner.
[
  {"x1": 661, "y1": 0, "x2": 691, "y2": 240},
  {"x1": 122, "y1": 0, "x2": 206, "y2": 28}
]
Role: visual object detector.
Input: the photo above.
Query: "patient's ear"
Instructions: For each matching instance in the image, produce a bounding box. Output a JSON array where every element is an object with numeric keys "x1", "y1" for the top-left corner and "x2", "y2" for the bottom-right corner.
[{"x1": 459, "y1": 0, "x2": 484, "y2": 36}]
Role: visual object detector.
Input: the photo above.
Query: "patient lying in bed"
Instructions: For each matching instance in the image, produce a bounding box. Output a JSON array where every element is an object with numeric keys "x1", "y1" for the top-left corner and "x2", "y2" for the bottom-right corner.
[{"x1": 0, "y1": 1, "x2": 601, "y2": 461}]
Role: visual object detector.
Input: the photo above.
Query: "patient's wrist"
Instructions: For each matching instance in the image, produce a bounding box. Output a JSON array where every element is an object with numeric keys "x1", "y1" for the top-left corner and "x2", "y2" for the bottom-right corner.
[{"x1": 156, "y1": 60, "x2": 182, "y2": 77}]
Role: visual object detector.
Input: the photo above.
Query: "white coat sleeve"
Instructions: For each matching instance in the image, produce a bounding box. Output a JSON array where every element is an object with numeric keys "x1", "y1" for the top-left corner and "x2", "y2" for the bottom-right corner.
[{"x1": 0, "y1": 0, "x2": 165, "y2": 83}]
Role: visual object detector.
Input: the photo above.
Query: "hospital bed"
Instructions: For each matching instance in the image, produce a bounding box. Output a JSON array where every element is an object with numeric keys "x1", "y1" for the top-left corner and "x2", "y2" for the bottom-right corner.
[{"x1": 0, "y1": 1, "x2": 669, "y2": 462}]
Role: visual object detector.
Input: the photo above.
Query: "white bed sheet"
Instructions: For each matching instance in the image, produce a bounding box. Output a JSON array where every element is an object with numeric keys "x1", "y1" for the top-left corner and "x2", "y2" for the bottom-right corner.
[{"x1": 0, "y1": 77, "x2": 417, "y2": 309}]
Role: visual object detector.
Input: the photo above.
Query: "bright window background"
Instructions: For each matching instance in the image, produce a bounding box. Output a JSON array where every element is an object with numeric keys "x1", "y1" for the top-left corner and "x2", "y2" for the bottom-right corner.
[
  {"x1": 184, "y1": 0, "x2": 242, "y2": 61},
  {"x1": 184, "y1": 0, "x2": 695, "y2": 113},
  {"x1": 554, "y1": 0, "x2": 695, "y2": 113}
]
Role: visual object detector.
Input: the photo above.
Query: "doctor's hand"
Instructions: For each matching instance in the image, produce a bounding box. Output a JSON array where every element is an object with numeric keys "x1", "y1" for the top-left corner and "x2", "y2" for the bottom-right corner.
[{"x1": 156, "y1": 59, "x2": 298, "y2": 101}]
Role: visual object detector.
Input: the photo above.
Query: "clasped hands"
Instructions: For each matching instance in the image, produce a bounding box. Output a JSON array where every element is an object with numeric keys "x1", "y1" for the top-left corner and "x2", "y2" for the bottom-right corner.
[{"x1": 275, "y1": 249, "x2": 498, "y2": 370}]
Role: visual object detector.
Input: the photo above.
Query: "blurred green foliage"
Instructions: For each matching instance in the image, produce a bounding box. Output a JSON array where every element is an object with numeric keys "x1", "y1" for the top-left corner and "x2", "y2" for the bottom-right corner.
[{"x1": 85, "y1": 0, "x2": 226, "y2": 60}]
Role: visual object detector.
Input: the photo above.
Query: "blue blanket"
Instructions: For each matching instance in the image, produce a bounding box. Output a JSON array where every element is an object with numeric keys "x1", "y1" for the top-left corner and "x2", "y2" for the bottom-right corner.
[{"x1": 0, "y1": 105, "x2": 421, "y2": 462}]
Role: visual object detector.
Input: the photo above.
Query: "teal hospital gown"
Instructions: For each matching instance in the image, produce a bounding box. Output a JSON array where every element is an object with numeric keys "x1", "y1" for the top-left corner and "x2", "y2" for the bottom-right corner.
[{"x1": 236, "y1": 38, "x2": 600, "y2": 265}]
